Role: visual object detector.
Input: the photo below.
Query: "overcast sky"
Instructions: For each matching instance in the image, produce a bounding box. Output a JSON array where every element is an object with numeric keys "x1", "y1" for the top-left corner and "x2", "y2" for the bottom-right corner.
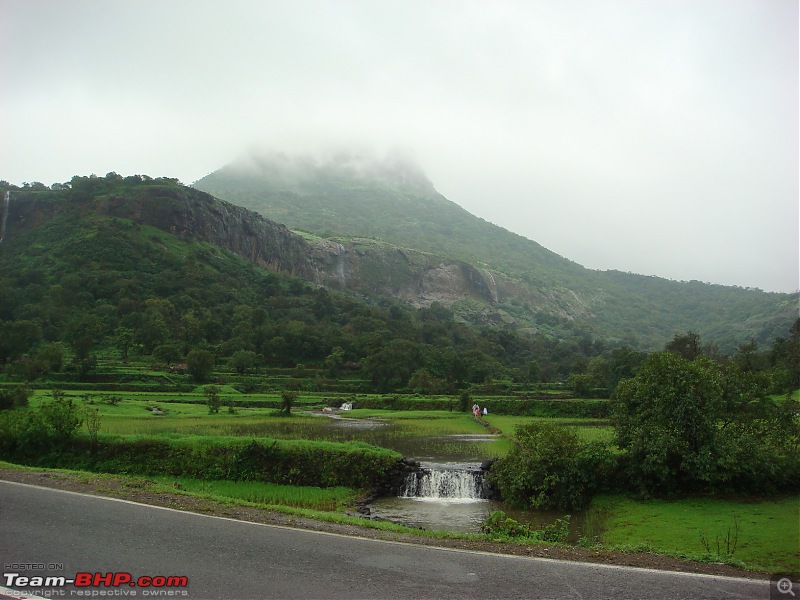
[{"x1": 1, "y1": 0, "x2": 797, "y2": 293}]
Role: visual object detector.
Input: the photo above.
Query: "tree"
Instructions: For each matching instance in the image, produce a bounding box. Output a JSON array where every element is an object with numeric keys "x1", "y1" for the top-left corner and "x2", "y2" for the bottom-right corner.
[
  {"x1": 38, "y1": 390, "x2": 83, "y2": 442},
  {"x1": 230, "y1": 350, "x2": 257, "y2": 374},
  {"x1": 113, "y1": 327, "x2": 134, "y2": 361},
  {"x1": 361, "y1": 339, "x2": 425, "y2": 392},
  {"x1": 204, "y1": 385, "x2": 222, "y2": 414},
  {"x1": 733, "y1": 339, "x2": 761, "y2": 372},
  {"x1": 267, "y1": 336, "x2": 289, "y2": 363},
  {"x1": 665, "y1": 331, "x2": 702, "y2": 360},
  {"x1": 72, "y1": 354, "x2": 98, "y2": 381},
  {"x1": 408, "y1": 368, "x2": 447, "y2": 395},
  {"x1": 771, "y1": 318, "x2": 800, "y2": 394},
  {"x1": 84, "y1": 404, "x2": 101, "y2": 454},
  {"x1": 612, "y1": 352, "x2": 799, "y2": 495},
  {"x1": 153, "y1": 342, "x2": 182, "y2": 366},
  {"x1": 324, "y1": 346, "x2": 345, "y2": 378},
  {"x1": 526, "y1": 360, "x2": 540, "y2": 384},
  {"x1": 11, "y1": 357, "x2": 50, "y2": 382},
  {"x1": 605, "y1": 347, "x2": 646, "y2": 393},
  {"x1": 66, "y1": 314, "x2": 103, "y2": 380},
  {"x1": 280, "y1": 390, "x2": 298, "y2": 416},
  {"x1": 66, "y1": 314, "x2": 104, "y2": 353},
  {"x1": 137, "y1": 298, "x2": 175, "y2": 352},
  {"x1": 0, "y1": 320, "x2": 42, "y2": 362},
  {"x1": 186, "y1": 349, "x2": 215, "y2": 382},
  {"x1": 178, "y1": 311, "x2": 204, "y2": 354},
  {"x1": 568, "y1": 373, "x2": 594, "y2": 398},
  {"x1": 34, "y1": 342, "x2": 65, "y2": 373},
  {"x1": 458, "y1": 390, "x2": 471, "y2": 413}
]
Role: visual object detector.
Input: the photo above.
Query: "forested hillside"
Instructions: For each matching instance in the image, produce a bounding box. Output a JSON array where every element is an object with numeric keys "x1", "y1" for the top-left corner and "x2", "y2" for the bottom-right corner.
[
  {"x1": 194, "y1": 152, "x2": 797, "y2": 351},
  {"x1": 0, "y1": 174, "x2": 635, "y2": 390}
]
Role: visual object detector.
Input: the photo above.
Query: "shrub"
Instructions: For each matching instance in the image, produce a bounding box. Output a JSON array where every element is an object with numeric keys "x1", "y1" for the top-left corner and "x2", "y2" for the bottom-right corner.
[
  {"x1": 204, "y1": 385, "x2": 222, "y2": 414},
  {"x1": 489, "y1": 422, "x2": 616, "y2": 511},
  {"x1": 481, "y1": 510, "x2": 571, "y2": 543},
  {"x1": 38, "y1": 390, "x2": 83, "y2": 442},
  {"x1": 0, "y1": 390, "x2": 82, "y2": 456},
  {"x1": 0, "y1": 385, "x2": 32, "y2": 410},
  {"x1": 280, "y1": 390, "x2": 298, "y2": 415}
]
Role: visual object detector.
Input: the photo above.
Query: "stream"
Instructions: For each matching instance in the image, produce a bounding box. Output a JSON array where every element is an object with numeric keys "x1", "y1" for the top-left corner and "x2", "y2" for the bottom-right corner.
[{"x1": 324, "y1": 414, "x2": 584, "y2": 538}]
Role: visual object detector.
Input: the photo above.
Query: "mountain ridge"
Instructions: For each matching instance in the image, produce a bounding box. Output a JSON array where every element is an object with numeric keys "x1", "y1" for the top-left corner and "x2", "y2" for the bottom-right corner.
[
  {"x1": 194, "y1": 152, "x2": 797, "y2": 351},
  {"x1": 1, "y1": 170, "x2": 794, "y2": 354}
]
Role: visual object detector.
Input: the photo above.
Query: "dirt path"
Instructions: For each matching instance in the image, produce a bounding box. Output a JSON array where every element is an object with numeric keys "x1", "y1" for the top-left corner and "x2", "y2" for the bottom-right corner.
[{"x1": 0, "y1": 467, "x2": 767, "y2": 580}]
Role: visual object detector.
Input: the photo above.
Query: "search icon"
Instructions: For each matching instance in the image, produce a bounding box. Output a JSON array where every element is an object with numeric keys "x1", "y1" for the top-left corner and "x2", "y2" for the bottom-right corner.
[{"x1": 778, "y1": 578, "x2": 796, "y2": 596}]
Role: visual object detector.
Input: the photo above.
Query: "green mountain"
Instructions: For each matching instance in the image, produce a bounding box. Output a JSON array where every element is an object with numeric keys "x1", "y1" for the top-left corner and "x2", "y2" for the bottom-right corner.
[
  {"x1": 194, "y1": 151, "x2": 797, "y2": 352},
  {"x1": 0, "y1": 174, "x2": 630, "y2": 387}
]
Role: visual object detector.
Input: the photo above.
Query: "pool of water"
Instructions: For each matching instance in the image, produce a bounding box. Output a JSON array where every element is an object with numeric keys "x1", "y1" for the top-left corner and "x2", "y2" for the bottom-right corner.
[{"x1": 367, "y1": 496, "x2": 583, "y2": 540}]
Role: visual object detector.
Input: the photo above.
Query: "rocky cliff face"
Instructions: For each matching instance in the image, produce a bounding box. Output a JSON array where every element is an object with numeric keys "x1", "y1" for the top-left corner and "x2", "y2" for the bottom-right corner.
[
  {"x1": 96, "y1": 188, "x2": 317, "y2": 279},
  {"x1": 307, "y1": 240, "x2": 501, "y2": 307}
]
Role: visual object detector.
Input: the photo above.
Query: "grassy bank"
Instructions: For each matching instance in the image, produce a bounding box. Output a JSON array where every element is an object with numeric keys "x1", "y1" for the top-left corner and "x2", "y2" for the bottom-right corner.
[
  {"x1": 592, "y1": 495, "x2": 800, "y2": 574},
  {"x1": 159, "y1": 477, "x2": 357, "y2": 511}
]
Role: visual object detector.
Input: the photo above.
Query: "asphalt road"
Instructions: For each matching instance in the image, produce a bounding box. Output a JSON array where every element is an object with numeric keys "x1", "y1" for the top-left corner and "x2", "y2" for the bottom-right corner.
[{"x1": 0, "y1": 481, "x2": 770, "y2": 600}]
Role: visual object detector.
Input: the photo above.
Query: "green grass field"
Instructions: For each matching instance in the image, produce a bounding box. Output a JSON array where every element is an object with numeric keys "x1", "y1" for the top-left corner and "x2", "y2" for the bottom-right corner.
[
  {"x1": 593, "y1": 495, "x2": 800, "y2": 574},
  {"x1": 161, "y1": 477, "x2": 356, "y2": 511},
  {"x1": 43, "y1": 399, "x2": 507, "y2": 457},
  {"x1": 484, "y1": 414, "x2": 614, "y2": 443},
  {"x1": 25, "y1": 394, "x2": 612, "y2": 456}
]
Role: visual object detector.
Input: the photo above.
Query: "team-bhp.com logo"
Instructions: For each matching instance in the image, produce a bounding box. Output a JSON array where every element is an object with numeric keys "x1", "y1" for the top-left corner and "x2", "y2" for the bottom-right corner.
[{"x1": 4, "y1": 572, "x2": 188, "y2": 596}]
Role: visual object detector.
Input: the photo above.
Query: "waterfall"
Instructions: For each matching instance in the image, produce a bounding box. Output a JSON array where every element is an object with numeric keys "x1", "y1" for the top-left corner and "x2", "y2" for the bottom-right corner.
[
  {"x1": 0, "y1": 191, "x2": 8, "y2": 245},
  {"x1": 401, "y1": 465, "x2": 486, "y2": 502}
]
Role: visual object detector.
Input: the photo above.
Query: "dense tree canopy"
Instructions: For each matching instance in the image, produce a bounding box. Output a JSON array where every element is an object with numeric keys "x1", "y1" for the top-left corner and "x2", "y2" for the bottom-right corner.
[{"x1": 611, "y1": 352, "x2": 799, "y2": 495}]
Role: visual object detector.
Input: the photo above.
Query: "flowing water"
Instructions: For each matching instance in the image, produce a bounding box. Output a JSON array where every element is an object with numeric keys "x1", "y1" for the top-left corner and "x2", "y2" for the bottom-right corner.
[
  {"x1": 369, "y1": 460, "x2": 495, "y2": 533},
  {"x1": 368, "y1": 458, "x2": 583, "y2": 538},
  {"x1": 401, "y1": 462, "x2": 486, "y2": 501},
  {"x1": 314, "y1": 413, "x2": 583, "y2": 537}
]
